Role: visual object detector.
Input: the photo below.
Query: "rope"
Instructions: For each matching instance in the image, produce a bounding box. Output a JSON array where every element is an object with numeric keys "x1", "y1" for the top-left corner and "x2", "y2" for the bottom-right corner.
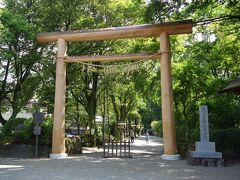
[{"x1": 64, "y1": 52, "x2": 161, "y2": 68}]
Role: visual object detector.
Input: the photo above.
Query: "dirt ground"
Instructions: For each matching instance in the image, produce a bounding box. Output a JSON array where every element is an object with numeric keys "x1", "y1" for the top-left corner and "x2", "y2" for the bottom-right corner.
[{"x1": 0, "y1": 136, "x2": 239, "y2": 180}]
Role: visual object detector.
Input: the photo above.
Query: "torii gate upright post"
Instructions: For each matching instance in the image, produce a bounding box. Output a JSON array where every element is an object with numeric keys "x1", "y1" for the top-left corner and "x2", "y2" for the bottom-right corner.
[
  {"x1": 50, "y1": 38, "x2": 68, "y2": 159},
  {"x1": 160, "y1": 32, "x2": 179, "y2": 160}
]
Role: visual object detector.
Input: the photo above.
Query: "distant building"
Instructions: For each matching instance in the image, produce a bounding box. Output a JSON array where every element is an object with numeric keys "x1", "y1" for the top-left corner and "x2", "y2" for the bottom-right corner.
[
  {"x1": 2, "y1": 109, "x2": 32, "y2": 121},
  {"x1": 218, "y1": 79, "x2": 240, "y2": 94},
  {"x1": 95, "y1": 116, "x2": 103, "y2": 124},
  {"x1": 0, "y1": 110, "x2": 32, "y2": 127}
]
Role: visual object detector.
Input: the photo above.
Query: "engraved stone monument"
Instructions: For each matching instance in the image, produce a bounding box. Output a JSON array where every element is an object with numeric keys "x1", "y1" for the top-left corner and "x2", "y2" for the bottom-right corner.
[{"x1": 189, "y1": 106, "x2": 223, "y2": 166}]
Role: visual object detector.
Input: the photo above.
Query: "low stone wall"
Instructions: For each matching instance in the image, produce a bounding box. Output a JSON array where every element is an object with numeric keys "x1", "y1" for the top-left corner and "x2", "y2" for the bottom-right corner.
[{"x1": 0, "y1": 144, "x2": 50, "y2": 158}]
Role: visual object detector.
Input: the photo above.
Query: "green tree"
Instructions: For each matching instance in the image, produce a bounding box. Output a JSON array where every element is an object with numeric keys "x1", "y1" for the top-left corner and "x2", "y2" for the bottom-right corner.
[
  {"x1": 0, "y1": 9, "x2": 42, "y2": 125},
  {"x1": 141, "y1": 0, "x2": 240, "y2": 154},
  {"x1": 64, "y1": 0, "x2": 146, "y2": 145}
]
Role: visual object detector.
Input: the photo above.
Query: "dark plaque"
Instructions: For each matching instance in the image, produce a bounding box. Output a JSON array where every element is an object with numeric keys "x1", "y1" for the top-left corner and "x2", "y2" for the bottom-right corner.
[{"x1": 33, "y1": 112, "x2": 44, "y2": 124}]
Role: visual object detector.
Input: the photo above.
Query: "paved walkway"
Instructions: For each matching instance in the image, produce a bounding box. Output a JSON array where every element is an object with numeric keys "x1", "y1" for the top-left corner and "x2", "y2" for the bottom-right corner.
[{"x1": 0, "y1": 136, "x2": 239, "y2": 180}]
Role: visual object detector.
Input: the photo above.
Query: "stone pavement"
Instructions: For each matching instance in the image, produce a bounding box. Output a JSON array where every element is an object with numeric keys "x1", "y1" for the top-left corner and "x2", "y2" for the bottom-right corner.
[{"x1": 0, "y1": 136, "x2": 239, "y2": 180}]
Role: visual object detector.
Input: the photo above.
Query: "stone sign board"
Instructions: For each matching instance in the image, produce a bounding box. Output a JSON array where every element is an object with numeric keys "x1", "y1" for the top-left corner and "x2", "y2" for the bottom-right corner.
[{"x1": 189, "y1": 105, "x2": 223, "y2": 166}]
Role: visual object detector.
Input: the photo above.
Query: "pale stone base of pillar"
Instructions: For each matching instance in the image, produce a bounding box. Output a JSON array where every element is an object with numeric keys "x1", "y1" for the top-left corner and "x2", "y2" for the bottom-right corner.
[
  {"x1": 50, "y1": 153, "x2": 68, "y2": 159},
  {"x1": 162, "y1": 154, "x2": 181, "y2": 160}
]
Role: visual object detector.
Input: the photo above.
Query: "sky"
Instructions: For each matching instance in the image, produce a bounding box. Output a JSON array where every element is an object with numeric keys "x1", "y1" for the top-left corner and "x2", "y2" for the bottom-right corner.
[{"x1": 0, "y1": 0, "x2": 4, "y2": 8}]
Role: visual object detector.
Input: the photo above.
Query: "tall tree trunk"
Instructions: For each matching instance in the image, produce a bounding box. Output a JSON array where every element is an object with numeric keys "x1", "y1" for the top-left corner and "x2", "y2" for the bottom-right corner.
[
  {"x1": 87, "y1": 96, "x2": 97, "y2": 146},
  {"x1": 76, "y1": 101, "x2": 80, "y2": 135},
  {"x1": 110, "y1": 94, "x2": 120, "y2": 122},
  {"x1": 87, "y1": 71, "x2": 98, "y2": 146},
  {"x1": 0, "y1": 114, "x2": 7, "y2": 126}
]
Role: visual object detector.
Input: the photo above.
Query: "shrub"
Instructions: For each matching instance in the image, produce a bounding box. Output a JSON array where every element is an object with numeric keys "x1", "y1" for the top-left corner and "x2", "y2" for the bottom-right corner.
[
  {"x1": 0, "y1": 118, "x2": 34, "y2": 144},
  {"x1": 81, "y1": 132, "x2": 92, "y2": 147},
  {"x1": 0, "y1": 116, "x2": 53, "y2": 145},
  {"x1": 65, "y1": 136, "x2": 82, "y2": 154},
  {"x1": 2, "y1": 118, "x2": 27, "y2": 135},
  {"x1": 150, "y1": 120, "x2": 162, "y2": 136},
  {"x1": 96, "y1": 133, "x2": 103, "y2": 147},
  {"x1": 14, "y1": 118, "x2": 35, "y2": 144},
  {"x1": 39, "y1": 117, "x2": 53, "y2": 145},
  {"x1": 176, "y1": 126, "x2": 199, "y2": 157},
  {"x1": 210, "y1": 128, "x2": 240, "y2": 159}
]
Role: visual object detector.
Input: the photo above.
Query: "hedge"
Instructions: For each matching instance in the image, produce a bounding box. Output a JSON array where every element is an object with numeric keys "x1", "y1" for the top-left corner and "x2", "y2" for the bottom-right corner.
[{"x1": 210, "y1": 128, "x2": 240, "y2": 159}]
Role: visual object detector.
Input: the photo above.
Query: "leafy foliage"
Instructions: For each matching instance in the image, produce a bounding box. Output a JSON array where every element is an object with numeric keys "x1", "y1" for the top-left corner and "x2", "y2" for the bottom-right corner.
[
  {"x1": 0, "y1": 118, "x2": 33, "y2": 144},
  {"x1": 0, "y1": 117, "x2": 53, "y2": 145},
  {"x1": 150, "y1": 120, "x2": 162, "y2": 136},
  {"x1": 0, "y1": 5, "x2": 42, "y2": 125},
  {"x1": 211, "y1": 129, "x2": 240, "y2": 159}
]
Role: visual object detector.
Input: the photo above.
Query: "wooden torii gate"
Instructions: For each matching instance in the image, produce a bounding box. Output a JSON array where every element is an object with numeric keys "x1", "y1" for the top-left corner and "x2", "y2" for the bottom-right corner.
[{"x1": 37, "y1": 20, "x2": 193, "y2": 160}]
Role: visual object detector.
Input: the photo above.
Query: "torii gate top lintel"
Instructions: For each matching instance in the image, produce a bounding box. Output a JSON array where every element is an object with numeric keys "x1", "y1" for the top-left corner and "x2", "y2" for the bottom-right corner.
[{"x1": 37, "y1": 19, "x2": 192, "y2": 43}]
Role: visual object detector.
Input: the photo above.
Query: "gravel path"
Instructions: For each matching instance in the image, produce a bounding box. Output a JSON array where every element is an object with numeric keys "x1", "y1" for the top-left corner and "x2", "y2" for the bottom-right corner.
[{"x1": 0, "y1": 136, "x2": 239, "y2": 180}]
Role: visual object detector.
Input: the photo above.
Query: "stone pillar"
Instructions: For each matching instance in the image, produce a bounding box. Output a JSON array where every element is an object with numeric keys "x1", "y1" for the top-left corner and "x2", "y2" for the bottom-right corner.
[
  {"x1": 160, "y1": 32, "x2": 180, "y2": 160},
  {"x1": 50, "y1": 38, "x2": 68, "y2": 159}
]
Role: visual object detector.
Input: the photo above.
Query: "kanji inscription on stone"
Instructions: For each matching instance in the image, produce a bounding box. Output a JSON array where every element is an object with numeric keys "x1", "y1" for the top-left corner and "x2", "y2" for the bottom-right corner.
[{"x1": 199, "y1": 106, "x2": 209, "y2": 142}]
